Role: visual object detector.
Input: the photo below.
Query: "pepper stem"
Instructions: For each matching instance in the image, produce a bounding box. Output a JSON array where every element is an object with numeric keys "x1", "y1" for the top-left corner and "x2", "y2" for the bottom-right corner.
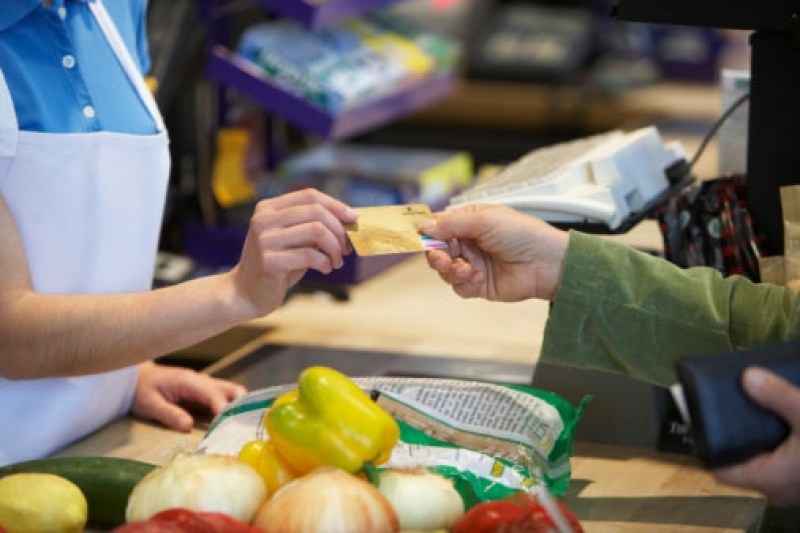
[{"x1": 362, "y1": 461, "x2": 380, "y2": 487}]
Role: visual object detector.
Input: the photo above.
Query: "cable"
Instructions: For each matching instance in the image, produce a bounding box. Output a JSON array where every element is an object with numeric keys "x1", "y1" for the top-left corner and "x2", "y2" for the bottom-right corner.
[{"x1": 688, "y1": 90, "x2": 750, "y2": 171}]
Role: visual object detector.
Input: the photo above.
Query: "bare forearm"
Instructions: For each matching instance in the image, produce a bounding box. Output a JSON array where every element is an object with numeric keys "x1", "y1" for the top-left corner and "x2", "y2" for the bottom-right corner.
[
  {"x1": 0, "y1": 188, "x2": 357, "y2": 380},
  {"x1": 0, "y1": 272, "x2": 256, "y2": 379}
]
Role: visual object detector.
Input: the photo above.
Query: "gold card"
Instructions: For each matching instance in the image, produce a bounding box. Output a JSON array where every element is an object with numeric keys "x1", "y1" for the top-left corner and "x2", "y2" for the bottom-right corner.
[{"x1": 346, "y1": 204, "x2": 447, "y2": 256}]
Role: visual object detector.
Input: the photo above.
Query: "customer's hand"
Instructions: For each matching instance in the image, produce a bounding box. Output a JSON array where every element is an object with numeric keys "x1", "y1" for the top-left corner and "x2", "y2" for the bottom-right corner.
[
  {"x1": 230, "y1": 189, "x2": 358, "y2": 317},
  {"x1": 712, "y1": 367, "x2": 800, "y2": 506},
  {"x1": 420, "y1": 204, "x2": 569, "y2": 302},
  {"x1": 132, "y1": 361, "x2": 246, "y2": 431}
]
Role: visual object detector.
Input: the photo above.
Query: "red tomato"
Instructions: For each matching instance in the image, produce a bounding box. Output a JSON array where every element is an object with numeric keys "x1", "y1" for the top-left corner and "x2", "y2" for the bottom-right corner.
[
  {"x1": 506, "y1": 492, "x2": 583, "y2": 533},
  {"x1": 193, "y1": 511, "x2": 265, "y2": 533},
  {"x1": 111, "y1": 520, "x2": 188, "y2": 533},
  {"x1": 452, "y1": 500, "x2": 534, "y2": 533},
  {"x1": 508, "y1": 492, "x2": 583, "y2": 533},
  {"x1": 110, "y1": 508, "x2": 264, "y2": 533},
  {"x1": 452, "y1": 492, "x2": 583, "y2": 533},
  {"x1": 146, "y1": 508, "x2": 218, "y2": 532}
]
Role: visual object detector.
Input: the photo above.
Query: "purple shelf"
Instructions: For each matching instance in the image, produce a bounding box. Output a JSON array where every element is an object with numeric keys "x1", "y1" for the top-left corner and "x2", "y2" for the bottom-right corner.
[
  {"x1": 257, "y1": 0, "x2": 405, "y2": 28},
  {"x1": 206, "y1": 46, "x2": 455, "y2": 141}
]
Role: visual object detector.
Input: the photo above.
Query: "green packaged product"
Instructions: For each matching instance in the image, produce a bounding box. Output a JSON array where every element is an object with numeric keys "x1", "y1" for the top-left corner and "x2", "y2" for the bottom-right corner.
[{"x1": 199, "y1": 376, "x2": 588, "y2": 499}]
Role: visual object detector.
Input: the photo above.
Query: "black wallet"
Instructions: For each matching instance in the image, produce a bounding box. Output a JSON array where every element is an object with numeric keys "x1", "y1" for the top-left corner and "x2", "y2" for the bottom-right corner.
[{"x1": 676, "y1": 338, "x2": 800, "y2": 468}]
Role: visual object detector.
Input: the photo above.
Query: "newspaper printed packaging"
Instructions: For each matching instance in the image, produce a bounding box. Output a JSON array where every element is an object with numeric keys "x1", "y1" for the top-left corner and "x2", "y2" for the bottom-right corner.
[{"x1": 197, "y1": 376, "x2": 588, "y2": 502}]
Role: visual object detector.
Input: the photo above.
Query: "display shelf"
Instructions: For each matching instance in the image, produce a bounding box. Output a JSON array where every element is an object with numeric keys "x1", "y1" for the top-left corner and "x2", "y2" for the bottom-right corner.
[
  {"x1": 256, "y1": 0, "x2": 405, "y2": 28},
  {"x1": 199, "y1": 0, "x2": 459, "y2": 285},
  {"x1": 206, "y1": 45, "x2": 455, "y2": 140}
]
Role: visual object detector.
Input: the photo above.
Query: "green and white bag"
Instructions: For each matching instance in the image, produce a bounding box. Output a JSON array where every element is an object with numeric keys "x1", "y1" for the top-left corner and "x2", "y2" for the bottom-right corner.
[{"x1": 197, "y1": 377, "x2": 588, "y2": 503}]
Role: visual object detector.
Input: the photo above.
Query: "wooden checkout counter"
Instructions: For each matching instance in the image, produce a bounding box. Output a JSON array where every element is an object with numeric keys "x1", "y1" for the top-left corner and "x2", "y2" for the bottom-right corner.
[{"x1": 57, "y1": 83, "x2": 768, "y2": 531}]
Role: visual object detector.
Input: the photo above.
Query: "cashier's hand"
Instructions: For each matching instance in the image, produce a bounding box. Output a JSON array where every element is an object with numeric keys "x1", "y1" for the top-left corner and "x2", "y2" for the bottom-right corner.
[
  {"x1": 712, "y1": 367, "x2": 800, "y2": 506},
  {"x1": 228, "y1": 189, "x2": 357, "y2": 317},
  {"x1": 131, "y1": 361, "x2": 246, "y2": 431},
  {"x1": 421, "y1": 204, "x2": 569, "y2": 302}
]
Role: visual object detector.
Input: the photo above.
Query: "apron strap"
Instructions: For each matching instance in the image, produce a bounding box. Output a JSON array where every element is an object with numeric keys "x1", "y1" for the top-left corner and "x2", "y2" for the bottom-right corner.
[
  {"x1": 0, "y1": 69, "x2": 18, "y2": 159},
  {"x1": 0, "y1": 69, "x2": 19, "y2": 184},
  {"x1": 88, "y1": 0, "x2": 166, "y2": 132}
]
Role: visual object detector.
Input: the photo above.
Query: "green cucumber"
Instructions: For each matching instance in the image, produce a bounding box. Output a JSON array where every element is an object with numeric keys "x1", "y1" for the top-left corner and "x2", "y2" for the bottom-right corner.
[{"x1": 0, "y1": 456, "x2": 157, "y2": 527}]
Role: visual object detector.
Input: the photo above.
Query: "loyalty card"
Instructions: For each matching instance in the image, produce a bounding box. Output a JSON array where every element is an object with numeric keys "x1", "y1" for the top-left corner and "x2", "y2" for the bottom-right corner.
[{"x1": 346, "y1": 204, "x2": 448, "y2": 256}]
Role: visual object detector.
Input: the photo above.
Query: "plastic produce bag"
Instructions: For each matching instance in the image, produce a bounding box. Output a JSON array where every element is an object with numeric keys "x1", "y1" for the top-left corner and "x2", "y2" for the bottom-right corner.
[{"x1": 196, "y1": 377, "x2": 587, "y2": 499}]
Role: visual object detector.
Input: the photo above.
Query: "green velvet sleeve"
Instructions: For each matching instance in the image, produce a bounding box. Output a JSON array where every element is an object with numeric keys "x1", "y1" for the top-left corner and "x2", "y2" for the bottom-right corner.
[{"x1": 540, "y1": 231, "x2": 800, "y2": 387}]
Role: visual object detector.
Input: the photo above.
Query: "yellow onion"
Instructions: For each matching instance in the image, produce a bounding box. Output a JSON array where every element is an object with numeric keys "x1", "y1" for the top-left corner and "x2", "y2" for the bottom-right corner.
[
  {"x1": 377, "y1": 468, "x2": 464, "y2": 530},
  {"x1": 253, "y1": 467, "x2": 399, "y2": 533},
  {"x1": 125, "y1": 453, "x2": 266, "y2": 524}
]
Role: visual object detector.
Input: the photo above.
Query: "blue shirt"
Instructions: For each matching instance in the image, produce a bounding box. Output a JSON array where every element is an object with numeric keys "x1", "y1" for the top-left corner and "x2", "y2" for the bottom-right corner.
[{"x1": 0, "y1": 0, "x2": 157, "y2": 134}]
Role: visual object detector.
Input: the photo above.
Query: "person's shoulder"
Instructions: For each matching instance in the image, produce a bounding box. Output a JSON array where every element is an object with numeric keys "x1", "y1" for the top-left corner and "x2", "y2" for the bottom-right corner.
[
  {"x1": 102, "y1": 0, "x2": 150, "y2": 69},
  {"x1": 103, "y1": 0, "x2": 148, "y2": 29}
]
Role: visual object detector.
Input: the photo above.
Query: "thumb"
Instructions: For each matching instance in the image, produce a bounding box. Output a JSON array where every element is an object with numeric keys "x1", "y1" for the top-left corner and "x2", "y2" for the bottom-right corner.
[
  {"x1": 742, "y1": 366, "x2": 800, "y2": 431},
  {"x1": 419, "y1": 209, "x2": 488, "y2": 242}
]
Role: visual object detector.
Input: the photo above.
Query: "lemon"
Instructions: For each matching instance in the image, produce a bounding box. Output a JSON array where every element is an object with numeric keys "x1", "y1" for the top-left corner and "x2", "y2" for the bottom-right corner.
[{"x1": 0, "y1": 472, "x2": 88, "y2": 533}]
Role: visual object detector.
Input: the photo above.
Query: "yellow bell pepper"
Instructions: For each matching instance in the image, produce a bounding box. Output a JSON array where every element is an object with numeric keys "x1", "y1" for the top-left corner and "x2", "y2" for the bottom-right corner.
[
  {"x1": 237, "y1": 439, "x2": 297, "y2": 495},
  {"x1": 265, "y1": 366, "x2": 400, "y2": 476}
]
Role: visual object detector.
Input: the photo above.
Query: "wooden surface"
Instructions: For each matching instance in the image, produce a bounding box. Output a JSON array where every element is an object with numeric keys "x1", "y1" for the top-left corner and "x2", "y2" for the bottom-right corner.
[
  {"x1": 248, "y1": 254, "x2": 550, "y2": 364},
  {"x1": 407, "y1": 79, "x2": 724, "y2": 135},
  {"x1": 567, "y1": 442, "x2": 765, "y2": 532}
]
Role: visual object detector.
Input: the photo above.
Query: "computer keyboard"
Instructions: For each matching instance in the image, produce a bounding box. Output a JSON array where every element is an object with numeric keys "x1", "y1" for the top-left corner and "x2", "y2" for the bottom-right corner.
[{"x1": 448, "y1": 126, "x2": 688, "y2": 231}]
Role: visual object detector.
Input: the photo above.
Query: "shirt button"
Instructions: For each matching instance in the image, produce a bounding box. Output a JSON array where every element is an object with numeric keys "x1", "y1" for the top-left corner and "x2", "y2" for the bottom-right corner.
[
  {"x1": 57, "y1": 6, "x2": 67, "y2": 19},
  {"x1": 82, "y1": 106, "x2": 96, "y2": 119},
  {"x1": 62, "y1": 55, "x2": 76, "y2": 69}
]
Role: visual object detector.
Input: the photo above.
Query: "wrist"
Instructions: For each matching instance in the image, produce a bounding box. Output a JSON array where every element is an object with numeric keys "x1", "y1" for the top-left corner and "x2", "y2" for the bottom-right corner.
[
  {"x1": 225, "y1": 270, "x2": 267, "y2": 321},
  {"x1": 538, "y1": 229, "x2": 570, "y2": 301}
]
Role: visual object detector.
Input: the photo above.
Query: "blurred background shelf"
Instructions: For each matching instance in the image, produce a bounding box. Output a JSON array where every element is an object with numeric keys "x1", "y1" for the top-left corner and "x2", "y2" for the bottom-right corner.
[{"x1": 205, "y1": 46, "x2": 455, "y2": 141}]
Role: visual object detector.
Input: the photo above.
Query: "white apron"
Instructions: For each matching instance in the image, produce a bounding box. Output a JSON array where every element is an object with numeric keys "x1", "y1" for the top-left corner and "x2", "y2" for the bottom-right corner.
[{"x1": 0, "y1": 1, "x2": 170, "y2": 464}]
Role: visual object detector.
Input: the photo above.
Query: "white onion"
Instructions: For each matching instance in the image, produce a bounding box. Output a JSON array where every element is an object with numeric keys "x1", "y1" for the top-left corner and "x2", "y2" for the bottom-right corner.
[
  {"x1": 125, "y1": 453, "x2": 267, "y2": 524},
  {"x1": 253, "y1": 467, "x2": 399, "y2": 533},
  {"x1": 378, "y1": 468, "x2": 465, "y2": 531}
]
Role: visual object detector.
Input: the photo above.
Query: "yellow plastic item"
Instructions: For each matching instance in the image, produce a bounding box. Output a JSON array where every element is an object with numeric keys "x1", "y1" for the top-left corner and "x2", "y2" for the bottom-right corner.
[
  {"x1": 144, "y1": 76, "x2": 158, "y2": 94},
  {"x1": 0, "y1": 472, "x2": 87, "y2": 533},
  {"x1": 265, "y1": 366, "x2": 400, "y2": 476},
  {"x1": 211, "y1": 127, "x2": 257, "y2": 208},
  {"x1": 419, "y1": 152, "x2": 473, "y2": 201},
  {"x1": 362, "y1": 34, "x2": 435, "y2": 76}
]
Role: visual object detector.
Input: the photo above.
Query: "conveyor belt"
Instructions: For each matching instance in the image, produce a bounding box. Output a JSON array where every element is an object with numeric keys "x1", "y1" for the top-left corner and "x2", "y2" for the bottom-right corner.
[{"x1": 210, "y1": 343, "x2": 535, "y2": 388}]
